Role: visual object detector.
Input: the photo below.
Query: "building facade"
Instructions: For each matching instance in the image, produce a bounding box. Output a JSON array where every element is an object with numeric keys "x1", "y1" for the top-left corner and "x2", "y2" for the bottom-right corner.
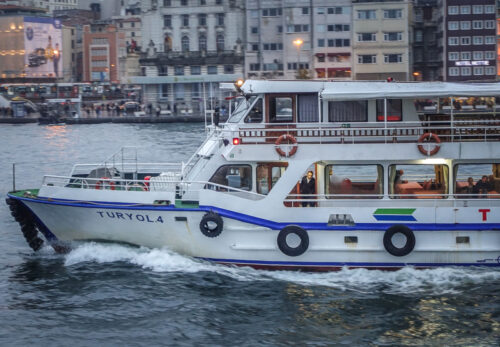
[
  {"x1": 18, "y1": 0, "x2": 78, "y2": 13},
  {"x1": 131, "y1": 0, "x2": 245, "y2": 111},
  {"x1": 352, "y1": 0, "x2": 412, "y2": 81},
  {"x1": 443, "y1": 0, "x2": 497, "y2": 81}
]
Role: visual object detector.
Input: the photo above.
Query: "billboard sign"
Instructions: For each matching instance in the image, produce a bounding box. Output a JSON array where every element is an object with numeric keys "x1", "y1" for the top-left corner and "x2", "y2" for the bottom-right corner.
[{"x1": 24, "y1": 17, "x2": 62, "y2": 78}]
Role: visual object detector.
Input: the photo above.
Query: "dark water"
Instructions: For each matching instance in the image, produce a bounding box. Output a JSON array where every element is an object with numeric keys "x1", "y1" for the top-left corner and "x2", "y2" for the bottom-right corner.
[{"x1": 1, "y1": 124, "x2": 499, "y2": 346}]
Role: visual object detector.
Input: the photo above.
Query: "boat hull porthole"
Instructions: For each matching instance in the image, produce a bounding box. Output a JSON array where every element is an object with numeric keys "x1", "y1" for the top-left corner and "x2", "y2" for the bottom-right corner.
[
  {"x1": 277, "y1": 225, "x2": 309, "y2": 257},
  {"x1": 383, "y1": 225, "x2": 415, "y2": 257},
  {"x1": 199, "y1": 212, "x2": 223, "y2": 238}
]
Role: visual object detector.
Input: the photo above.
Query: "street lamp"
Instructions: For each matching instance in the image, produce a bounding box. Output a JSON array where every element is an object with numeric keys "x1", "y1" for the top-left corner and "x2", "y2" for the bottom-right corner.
[{"x1": 293, "y1": 38, "x2": 303, "y2": 74}]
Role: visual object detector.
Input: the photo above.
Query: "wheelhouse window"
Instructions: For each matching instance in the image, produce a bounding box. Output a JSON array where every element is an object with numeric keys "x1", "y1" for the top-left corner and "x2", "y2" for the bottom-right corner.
[
  {"x1": 209, "y1": 165, "x2": 252, "y2": 191},
  {"x1": 244, "y1": 98, "x2": 263, "y2": 123},
  {"x1": 326, "y1": 165, "x2": 383, "y2": 199},
  {"x1": 328, "y1": 101, "x2": 367, "y2": 122},
  {"x1": 454, "y1": 163, "x2": 500, "y2": 199},
  {"x1": 389, "y1": 164, "x2": 449, "y2": 199},
  {"x1": 257, "y1": 163, "x2": 287, "y2": 195},
  {"x1": 376, "y1": 99, "x2": 402, "y2": 121},
  {"x1": 267, "y1": 95, "x2": 294, "y2": 123}
]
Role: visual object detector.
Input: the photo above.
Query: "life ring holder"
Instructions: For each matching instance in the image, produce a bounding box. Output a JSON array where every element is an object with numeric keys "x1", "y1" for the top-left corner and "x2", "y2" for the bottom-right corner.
[
  {"x1": 199, "y1": 212, "x2": 224, "y2": 238},
  {"x1": 95, "y1": 177, "x2": 115, "y2": 190},
  {"x1": 417, "y1": 132, "x2": 441, "y2": 156},
  {"x1": 383, "y1": 225, "x2": 415, "y2": 257},
  {"x1": 275, "y1": 134, "x2": 298, "y2": 157},
  {"x1": 277, "y1": 225, "x2": 309, "y2": 257}
]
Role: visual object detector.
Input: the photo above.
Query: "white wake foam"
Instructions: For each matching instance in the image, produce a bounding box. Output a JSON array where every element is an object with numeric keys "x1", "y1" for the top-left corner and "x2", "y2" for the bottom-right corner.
[{"x1": 64, "y1": 243, "x2": 500, "y2": 295}]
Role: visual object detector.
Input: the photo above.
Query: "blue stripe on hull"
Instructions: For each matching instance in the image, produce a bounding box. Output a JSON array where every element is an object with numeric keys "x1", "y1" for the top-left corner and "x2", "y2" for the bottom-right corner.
[{"x1": 8, "y1": 194, "x2": 500, "y2": 232}]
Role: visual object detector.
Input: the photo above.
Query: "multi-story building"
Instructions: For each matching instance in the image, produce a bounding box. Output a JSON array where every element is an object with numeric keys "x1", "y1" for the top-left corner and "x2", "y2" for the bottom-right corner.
[
  {"x1": 132, "y1": 0, "x2": 245, "y2": 111},
  {"x1": 82, "y1": 23, "x2": 126, "y2": 82},
  {"x1": 16, "y1": 0, "x2": 78, "y2": 13},
  {"x1": 412, "y1": 0, "x2": 442, "y2": 81},
  {"x1": 352, "y1": 0, "x2": 412, "y2": 81},
  {"x1": 443, "y1": 0, "x2": 497, "y2": 81}
]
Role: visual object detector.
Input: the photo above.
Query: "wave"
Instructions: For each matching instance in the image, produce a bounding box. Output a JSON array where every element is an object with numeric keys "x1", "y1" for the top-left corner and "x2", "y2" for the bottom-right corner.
[{"x1": 63, "y1": 242, "x2": 500, "y2": 295}]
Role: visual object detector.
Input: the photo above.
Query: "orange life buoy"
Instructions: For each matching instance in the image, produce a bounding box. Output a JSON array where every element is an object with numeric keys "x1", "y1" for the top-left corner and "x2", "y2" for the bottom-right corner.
[
  {"x1": 95, "y1": 177, "x2": 115, "y2": 190},
  {"x1": 275, "y1": 134, "x2": 298, "y2": 157},
  {"x1": 417, "y1": 133, "x2": 441, "y2": 156}
]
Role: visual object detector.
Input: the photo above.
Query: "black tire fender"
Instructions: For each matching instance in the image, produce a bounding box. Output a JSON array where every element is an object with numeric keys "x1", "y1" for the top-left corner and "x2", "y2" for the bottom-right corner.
[
  {"x1": 199, "y1": 212, "x2": 224, "y2": 238},
  {"x1": 277, "y1": 225, "x2": 309, "y2": 257},
  {"x1": 383, "y1": 225, "x2": 415, "y2": 257}
]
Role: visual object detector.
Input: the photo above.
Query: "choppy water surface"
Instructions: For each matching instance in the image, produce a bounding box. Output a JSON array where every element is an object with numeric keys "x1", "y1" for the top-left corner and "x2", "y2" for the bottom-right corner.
[{"x1": 1, "y1": 124, "x2": 499, "y2": 346}]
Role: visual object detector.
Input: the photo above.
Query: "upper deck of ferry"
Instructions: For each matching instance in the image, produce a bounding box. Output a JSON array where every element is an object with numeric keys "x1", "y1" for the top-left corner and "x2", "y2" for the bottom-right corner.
[{"x1": 223, "y1": 80, "x2": 500, "y2": 146}]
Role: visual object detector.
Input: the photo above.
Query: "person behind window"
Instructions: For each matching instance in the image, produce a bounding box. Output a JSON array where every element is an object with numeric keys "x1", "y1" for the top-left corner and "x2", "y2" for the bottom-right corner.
[
  {"x1": 464, "y1": 176, "x2": 475, "y2": 198},
  {"x1": 300, "y1": 170, "x2": 316, "y2": 207},
  {"x1": 475, "y1": 175, "x2": 491, "y2": 197}
]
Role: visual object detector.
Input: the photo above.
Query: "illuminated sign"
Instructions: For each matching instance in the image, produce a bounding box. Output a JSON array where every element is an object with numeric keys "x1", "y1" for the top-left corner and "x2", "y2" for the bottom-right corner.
[{"x1": 455, "y1": 61, "x2": 490, "y2": 66}]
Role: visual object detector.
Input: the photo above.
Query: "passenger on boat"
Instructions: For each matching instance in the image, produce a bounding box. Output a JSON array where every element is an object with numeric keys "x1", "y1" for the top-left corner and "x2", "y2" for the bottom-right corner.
[
  {"x1": 394, "y1": 169, "x2": 407, "y2": 198},
  {"x1": 300, "y1": 171, "x2": 316, "y2": 207},
  {"x1": 475, "y1": 176, "x2": 492, "y2": 197},
  {"x1": 464, "y1": 177, "x2": 475, "y2": 198}
]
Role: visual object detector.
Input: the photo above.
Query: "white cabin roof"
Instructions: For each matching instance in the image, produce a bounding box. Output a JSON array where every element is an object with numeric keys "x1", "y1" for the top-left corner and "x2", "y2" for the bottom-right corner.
[{"x1": 240, "y1": 80, "x2": 500, "y2": 100}]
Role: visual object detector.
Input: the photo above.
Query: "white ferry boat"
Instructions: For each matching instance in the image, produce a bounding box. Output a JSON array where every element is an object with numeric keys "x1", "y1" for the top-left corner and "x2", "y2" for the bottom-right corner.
[{"x1": 6, "y1": 80, "x2": 500, "y2": 270}]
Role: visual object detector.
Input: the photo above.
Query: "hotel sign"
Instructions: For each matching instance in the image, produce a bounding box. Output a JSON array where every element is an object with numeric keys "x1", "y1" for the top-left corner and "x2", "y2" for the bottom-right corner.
[{"x1": 455, "y1": 61, "x2": 490, "y2": 66}]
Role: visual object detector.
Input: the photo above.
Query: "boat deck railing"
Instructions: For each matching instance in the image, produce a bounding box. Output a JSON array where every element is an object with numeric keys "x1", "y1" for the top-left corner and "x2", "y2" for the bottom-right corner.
[{"x1": 232, "y1": 120, "x2": 500, "y2": 144}]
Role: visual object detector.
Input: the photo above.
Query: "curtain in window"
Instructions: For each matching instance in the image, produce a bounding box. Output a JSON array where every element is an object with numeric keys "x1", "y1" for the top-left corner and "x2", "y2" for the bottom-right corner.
[
  {"x1": 328, "y1": 101, "x2": 367, "y2": 122},
  {"x1": 298, "y1": 94, "x2": 318, "y2": 122}
]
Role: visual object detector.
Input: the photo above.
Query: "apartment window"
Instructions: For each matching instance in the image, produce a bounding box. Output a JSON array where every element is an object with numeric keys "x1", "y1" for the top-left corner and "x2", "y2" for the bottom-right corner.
[
  {"x1": 318, "y1": 39, "x2": 325, "y2": 47},
  {"x1": 473, "y1": 21, "x2": 483, "y2": 30},
  {"x1": 460, "y1": 6, "x2": 470, "y2": 14},
  {"x1": 448, "y1": 21, "x2": 458, "y2": 30},
  {"x1": 182, "y1": 14, "x2": 189, "y2": 27},
  {"x1": 216, "y1": 0, "x2": 222, "y2": 4},
  {"x1": 472, "y1": 5, "x2": 483, "y2": 14},
  {"x1": 415, "y1": 30, "x2": 423, "y2": 42},
  {"x1": 327, "y1": 39, "x2": 350, "y2": 47},
  {"x1": 163, "y1": 0, "x2": 171, "y2": 6},
  {"x1": 460, "y1": 21, "x2": 471, "y2": 30},
  {"x1": 216, "y1": 34, "x2": 224, "y2": 51},
  {"x1": 249, "y1": 63, "x2": 260, "y2": 71},
  {"x1": 277, "y1": 25, "x2": 282, "y2": 33},
  {"x1": 207, "y1": 65, "x2": 217, "y2": 74},
  {"x1": 198, "y1": 14, "x2": 207, "y2": 26},
  {"x1": 448, "y1": 37, "x2": 458, "y2": 45},
  {"x1": 449, "y1": 67, "x2": 459, "y2": 76},
  {"x1": 216, "y1": 13, "x2": 224, "y2": 26},
  {"x1": 485, "y1": 20, "x2": 495, "y2": 29},
  {"x1": 317, "y1": 55, "x2": 325, "y2": 63},
  {"x1": 461, "y1": 37, "x2": 470, "y2": 45},
  {"x1": 384, "y1": 32, "x2": 402, "y2": 41},
  {"x1": 448, "y1": 6, "x2": 458, "y2": 15},
  {"x1": 461, "y1": 67, "x2": 471, "y2": 76},
  {"x1": 358, "y1": 33, "x2": 376, "y2": 42},
  {"x1": 262, "y1": 8, "x2": 282, "y2": 17},
  {"x1": 473, "y1": 36, "x2": 483, "y2": 45},
  {"x1": 174, "y1": 66, "x2": 184, "y2": 75},
  {"x1": 485, "y1": 36, "x2": 495, "y2": 45},
  {"x1": 358, "y1": 55, "x2": 376, "y2": 64},
  {"x1": 357, "y1": 10, "x2": 376, "y2": 19},
  {"x1": 200, "y1": 0, "x2": 206, "y2": 5},
  {"x1": 317, "y1": 7, "x2": 325, "y2": 14},
  {"x1": 384, "y1": 9, "x2": 402, "y2": 19},
  {"x1": 473, "y1": 51, "x2": 484, "y2": 60},
  {"x1": 302, "y1": 7, "x2": 309, "y2": 15},
  {"x1": 251, "y1": 43, "x2": 259, "y2": 51},
  {"x1": 181, "y1": 0, "x2": 187, "y2": 5},
  {"x1": 251, "y1": 27, "x2": 258, "y2": 34},
  {"x1": 224, "y1": 65, "x2": 234, "y2": 74},
  {"x1": 461, "y1": 52, "x2": 471, "y2": 60},
  {"x1": 181, "y1": 36, "x2": 189, "y2": 51},
  {"x1": 384, "y1": 54, "x2": 402, "y2": 63},
  {"x1": 191, "y1": 66, "x2": 201, "y2": 75},
  {"x1": 198, "y1": 34, "x2": 207, "y2": 51},
  {"x1": 473, "y1": 66, "x2": 484, "y2": 76},
  {"x1": 448, "y1": 52, "x2": 459, "y2": 61},
  {"x1": 263, "y1": 43, "x2": 283, "y2": 50},
  {"x1": 485, "y1": 5, "x2": 495, "y2": 13},
  {"x1": 485, "y1": 51, "x2": 495, "y2": 60},
  {"x1": 485, "y1": 66, "x2": 496, "y2": 75}
]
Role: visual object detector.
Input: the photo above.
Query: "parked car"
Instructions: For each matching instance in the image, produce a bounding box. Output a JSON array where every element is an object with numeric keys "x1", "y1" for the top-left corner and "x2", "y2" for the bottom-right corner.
[{"x1": 28, "y1": 48, "x2": 47, "y2": 67}]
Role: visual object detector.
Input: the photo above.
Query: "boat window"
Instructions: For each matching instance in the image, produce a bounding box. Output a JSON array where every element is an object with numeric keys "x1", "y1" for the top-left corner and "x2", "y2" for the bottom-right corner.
[
  {"x1": 454, "y1": 163, "x2": 500, "y2": 199},
  {"x1": 256, "y1": 163, "x2": 287, "y2": 195},
  {"x1": 328, "y1": 101, "x2": 367, "y2": 122},
  {"x1": 376, "y1": 99, "x2": 402, "y2": 121},
  {"x1": 268, "y1": 95, "x2": 295, "y2": 123},
  {"x1": 228, "y1": 96, "x2": 257, "y2": 123},
  {"x1": 208, "y1": 165, "x2": 252, "y2": 191},
  {"x1": 389, "y1": 164, "x2": 449, "y2": 199},
  {"x1": 284, "y1": 166, "x2": 317, "y2": 207},
  {"x1": 297, "y1": 94, "x2": 319, "y2": 122},
  {"x1": 244, "y1": 98, "x2": 263, "y2": 123},
  {"x1": 325, "y1": 165, "x2": 383, "y2": 199}
]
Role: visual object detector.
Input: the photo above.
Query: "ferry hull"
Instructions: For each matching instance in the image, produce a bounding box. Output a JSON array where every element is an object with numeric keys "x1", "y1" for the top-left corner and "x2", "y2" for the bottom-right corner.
[{"x1": 9, "y1": 195, "x2": 500, "y2": 270}]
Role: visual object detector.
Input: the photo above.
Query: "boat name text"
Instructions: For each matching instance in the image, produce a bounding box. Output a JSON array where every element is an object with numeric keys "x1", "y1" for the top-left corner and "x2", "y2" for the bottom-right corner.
[{"x1": 96, "y1": 211, "x2": 164, "y2": 223}]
